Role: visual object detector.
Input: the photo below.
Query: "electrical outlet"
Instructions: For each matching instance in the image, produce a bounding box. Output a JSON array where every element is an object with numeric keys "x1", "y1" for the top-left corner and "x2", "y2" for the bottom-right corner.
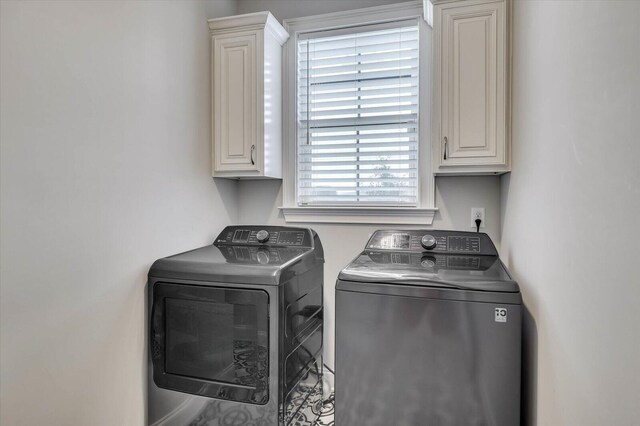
[{"x1": 471, "y1": 208, "x2": 485, "y2": 228}]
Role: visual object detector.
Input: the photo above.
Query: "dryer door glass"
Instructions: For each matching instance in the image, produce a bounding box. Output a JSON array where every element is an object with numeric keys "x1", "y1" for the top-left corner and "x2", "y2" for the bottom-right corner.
[{"x1": 151, "y1": 282, "x2": 269, "y2": 404}]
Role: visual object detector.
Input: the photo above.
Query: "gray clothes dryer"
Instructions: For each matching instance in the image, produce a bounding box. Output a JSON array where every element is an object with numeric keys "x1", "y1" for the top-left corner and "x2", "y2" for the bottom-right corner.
[
  {"x1": 148, "y1": 226, "x2": 324, "y2": 426},
  {"x1": 335, "y1": 230, "x2": 521, "y2": 426}
]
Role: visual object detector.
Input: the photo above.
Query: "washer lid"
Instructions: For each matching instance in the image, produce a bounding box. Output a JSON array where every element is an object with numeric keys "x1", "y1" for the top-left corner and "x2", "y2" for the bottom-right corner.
[
  {"x1": 338, "y1": 251, "x2": 519, "y2": 293},
  {"x1": 149, "y1": 244, "x2": 314, "y2": 285}
]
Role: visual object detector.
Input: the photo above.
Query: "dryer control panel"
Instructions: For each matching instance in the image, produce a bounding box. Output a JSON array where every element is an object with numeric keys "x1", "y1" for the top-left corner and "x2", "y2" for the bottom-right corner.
[
  {"x1": 365, "y1": 230, "x2": 498, "y2": 256},
  {"x1": 214, "y1": 226, "x2": 314, "y2": 248}
]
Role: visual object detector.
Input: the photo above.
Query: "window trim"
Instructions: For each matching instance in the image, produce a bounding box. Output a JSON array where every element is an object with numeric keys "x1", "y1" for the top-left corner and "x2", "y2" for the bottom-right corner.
[{"x1": 280, "y1": 1, "x2": 436, "y2": 224}]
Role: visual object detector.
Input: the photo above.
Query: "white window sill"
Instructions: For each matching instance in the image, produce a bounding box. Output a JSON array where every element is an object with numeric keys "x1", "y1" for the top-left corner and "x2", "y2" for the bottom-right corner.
[{"x1": 279, "y1": 206, "x2": 437, "y2": 225}]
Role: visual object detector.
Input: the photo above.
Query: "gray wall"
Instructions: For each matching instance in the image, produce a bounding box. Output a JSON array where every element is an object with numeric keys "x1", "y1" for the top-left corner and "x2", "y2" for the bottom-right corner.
[
  {"x1": 501, "y1": 1, "x2": 640, "y2": 425},
  {"x1": 0, "y1": 1, "x2": 237, "y2": 424}
]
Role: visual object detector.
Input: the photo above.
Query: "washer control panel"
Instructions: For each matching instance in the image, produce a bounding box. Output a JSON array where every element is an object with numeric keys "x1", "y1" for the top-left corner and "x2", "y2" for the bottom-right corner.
[
  {"x1": 217, "y1": 245, "x2": 309, "y2": 264},
  {"x1": 365, "y1": 251, "x2": 496, "y2": 271},
  {"x1": 215, "y1": 226, "x2": 312, "y2": 247},
  {"x1": 366, "y1": 230, "x2": 496, "y2": 256}
]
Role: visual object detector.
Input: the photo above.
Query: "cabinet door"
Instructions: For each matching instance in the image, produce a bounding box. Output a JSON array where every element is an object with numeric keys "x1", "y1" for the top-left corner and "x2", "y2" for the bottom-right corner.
[
  {"x1": 438, "y1": 0, "x2": 507, "y2": 168},
  {"x1": 213, "y1": 33, "x2": 259, "y2": 173}
]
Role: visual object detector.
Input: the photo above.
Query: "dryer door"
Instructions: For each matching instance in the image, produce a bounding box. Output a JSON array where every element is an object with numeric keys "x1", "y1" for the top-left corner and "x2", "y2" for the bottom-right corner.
[{"x1": 150, "y1": 282, "x2": 269, "y2": 404}]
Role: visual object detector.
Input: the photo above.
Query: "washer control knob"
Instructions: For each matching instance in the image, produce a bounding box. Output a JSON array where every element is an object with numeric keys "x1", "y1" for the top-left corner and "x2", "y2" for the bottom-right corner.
[
  {"x1": 421, "y1": 235, "x2": 437, "y2": 250},
  {"x1": 256, "y1": 230, "x2": 270, "y2": 244}
]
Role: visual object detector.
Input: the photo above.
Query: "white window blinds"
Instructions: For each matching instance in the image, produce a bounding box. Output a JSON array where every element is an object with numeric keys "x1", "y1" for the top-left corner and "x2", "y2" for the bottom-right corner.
[{"x1": 297, "y1": 23, "x2": 420, "y2": 206}]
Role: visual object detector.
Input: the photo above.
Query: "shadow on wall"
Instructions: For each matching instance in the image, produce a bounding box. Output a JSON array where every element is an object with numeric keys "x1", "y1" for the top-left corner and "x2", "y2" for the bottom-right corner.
[
  {"x1": 500, "y1": 175, "x2": 537, "y2": 425},
  {"x1": 213, "y1": 178, "x2": 240, "y2": 223},
  {"x1": 521, "y1": 304, "x2": 538, "y2": 426}
]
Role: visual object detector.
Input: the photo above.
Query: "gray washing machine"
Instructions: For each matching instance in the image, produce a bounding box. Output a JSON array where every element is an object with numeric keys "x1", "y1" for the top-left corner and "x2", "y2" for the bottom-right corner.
[
  {"x1": 335, "y1": 230, "x2": 521, "y2": 426},
  {"x1": 148, "y1": 226, "x2": 324, "y2": 426}
]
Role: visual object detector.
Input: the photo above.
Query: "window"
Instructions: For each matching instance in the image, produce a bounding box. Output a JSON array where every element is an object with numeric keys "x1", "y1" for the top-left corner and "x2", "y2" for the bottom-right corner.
[
  {"x1": 297, "y1": 24, "x2": 419, "y2": 206},
  {"x1": 281, "y1": 2, "x2": 436, "y2": 224}
]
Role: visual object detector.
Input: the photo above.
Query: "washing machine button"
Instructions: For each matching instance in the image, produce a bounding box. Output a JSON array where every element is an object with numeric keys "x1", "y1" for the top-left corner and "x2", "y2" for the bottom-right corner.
[
  {"x1": 256, "y1": 229, "x2": 270, "y2": 243},
  {"x1": 421, "y1": 235, "x2": 437, "y2": 250}
]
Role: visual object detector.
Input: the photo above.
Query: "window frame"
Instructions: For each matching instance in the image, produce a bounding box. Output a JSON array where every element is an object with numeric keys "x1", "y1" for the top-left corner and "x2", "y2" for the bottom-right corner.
[{"x1": 280, "y1": 1, "x2": 436, "y2": 224}]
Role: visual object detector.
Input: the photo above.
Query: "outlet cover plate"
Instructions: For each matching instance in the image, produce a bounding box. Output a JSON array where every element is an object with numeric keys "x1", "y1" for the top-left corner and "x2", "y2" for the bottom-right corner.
[{"x1": 471, "y1": 208, "x2": 485, "y2": 228}]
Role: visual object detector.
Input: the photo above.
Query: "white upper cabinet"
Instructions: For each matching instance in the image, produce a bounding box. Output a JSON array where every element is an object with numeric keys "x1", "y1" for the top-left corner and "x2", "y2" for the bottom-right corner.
[
  {"x1": 432, "y1": 0, "x2": 510, "y2": 174},
  {"x1": 208, "y1": 12, "x2": 289, "y2": 179}
]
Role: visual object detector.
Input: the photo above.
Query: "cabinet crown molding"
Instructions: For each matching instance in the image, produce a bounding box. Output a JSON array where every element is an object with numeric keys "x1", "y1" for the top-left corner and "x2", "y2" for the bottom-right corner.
[{"x1": 208, "y1": 11, "x2": 289, "y2": 45}]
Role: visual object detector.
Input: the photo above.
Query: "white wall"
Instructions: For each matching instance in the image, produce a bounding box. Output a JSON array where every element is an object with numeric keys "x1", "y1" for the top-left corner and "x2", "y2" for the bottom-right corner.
[
  {"x1": 501, "y1": 1, "x2": 640, "y2": 425},
  {"x1": 0, "y1": 1, "x2": 237, "y2": 425}
]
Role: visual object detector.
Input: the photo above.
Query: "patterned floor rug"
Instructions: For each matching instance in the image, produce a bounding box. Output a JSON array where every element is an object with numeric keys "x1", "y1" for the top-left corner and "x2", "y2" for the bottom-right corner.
[
  {"x1": 181, "y1": 341, "x2": 334, "y2": 426},
  {"x1": 313, "y1": 394, "x2": 334, "y2": 426},
  {"x1": 186, "y1": 392, "x2": 335, "y2": 426}
]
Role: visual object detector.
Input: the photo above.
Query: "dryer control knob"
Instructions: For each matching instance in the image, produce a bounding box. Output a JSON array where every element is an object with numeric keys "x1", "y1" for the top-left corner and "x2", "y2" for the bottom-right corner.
[
  {"x1": 421, "y1": 235, "x2": 437, "y2": 250},
  {"x1": 256, "y1": 230, "x2": 270, "y2": 244}
]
